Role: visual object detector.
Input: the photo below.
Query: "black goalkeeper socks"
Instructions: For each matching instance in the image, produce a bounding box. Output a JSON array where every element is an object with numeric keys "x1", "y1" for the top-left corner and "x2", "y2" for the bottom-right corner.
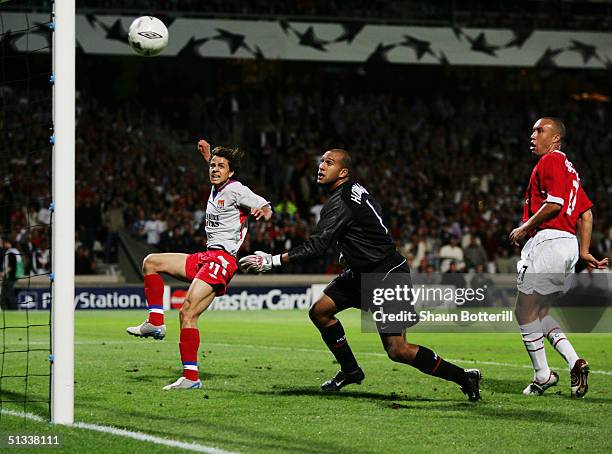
[
  {"x1": 412, "y1": 345, "x2": 467, "y2": 386},
  {"x1": 320, "y1": 321, "x2": 359, "y2": 373}
]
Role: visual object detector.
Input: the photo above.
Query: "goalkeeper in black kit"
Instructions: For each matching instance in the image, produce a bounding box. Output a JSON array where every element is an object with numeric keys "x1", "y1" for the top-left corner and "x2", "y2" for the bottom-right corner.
[{"x1": 240, "y1": 149, "x2": 481, "y2": 401}]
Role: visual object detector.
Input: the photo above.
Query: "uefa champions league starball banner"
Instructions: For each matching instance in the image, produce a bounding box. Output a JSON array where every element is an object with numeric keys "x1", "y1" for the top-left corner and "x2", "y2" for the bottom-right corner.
[
  {"x1": 12, "y1": 274, "x2": 612, "y2": 333},
  {"x1": 16, "y1": 287, "x2": 152, "y2": 310},
  {"x1": 11, "y1": 274, "x2": 611, "y2": 332},
  {"x1": 2, "y1": 12, "x2": 612, "y2": 69},
  {"x1": 14, "y1": 286, "x2": 314, "y2": 311}
]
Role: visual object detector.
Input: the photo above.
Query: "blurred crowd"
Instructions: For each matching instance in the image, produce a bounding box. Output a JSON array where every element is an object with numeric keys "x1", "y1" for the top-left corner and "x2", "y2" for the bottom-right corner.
[
  {"x1": 14, "y1": 0, "x2": 610, "y2": 31},
  {"x1": 77, "y1": 0, "x2": 446, "y2": 21},
  {"x1": 1, "y1": 76, "x2": 611, "y2": 277},
  {"x1": 0, "y1": 85, "x2": 52, "y2": 281},
  {"x1": 77, "y1": 82, "x2": 612, "y2": 275},
  {"x1": 70, "y1": 0, "x2": 612, "y2": 31},
  {"x1": 229, "y1": 86, "x2": 612, "y2": 275}
]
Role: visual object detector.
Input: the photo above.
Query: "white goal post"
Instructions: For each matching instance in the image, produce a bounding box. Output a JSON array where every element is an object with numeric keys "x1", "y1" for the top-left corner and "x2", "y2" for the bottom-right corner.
[{"x1": 51, "y1": 0, "x2": 75, "y2": 425}]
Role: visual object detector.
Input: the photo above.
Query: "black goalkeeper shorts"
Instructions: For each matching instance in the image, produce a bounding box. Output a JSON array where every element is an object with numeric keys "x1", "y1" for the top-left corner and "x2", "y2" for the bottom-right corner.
[{"x1": 323, "y1": 252, "x2": 419, "y2": 332}]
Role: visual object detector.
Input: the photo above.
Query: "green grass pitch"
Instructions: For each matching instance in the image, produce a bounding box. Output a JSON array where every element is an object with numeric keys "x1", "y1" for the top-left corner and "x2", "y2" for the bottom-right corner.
[{"x1": 1, "y1": 309, "x2": 611, "y2": 453}]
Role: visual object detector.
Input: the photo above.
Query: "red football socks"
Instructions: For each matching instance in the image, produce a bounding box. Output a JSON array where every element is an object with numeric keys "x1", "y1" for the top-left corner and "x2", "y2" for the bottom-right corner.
[
  {"x1": 144, "y1": 274, "x2": 164, "y2": 326},
  {"x1": 179, "y1": 328, "x2": 200, "y2": 381}
]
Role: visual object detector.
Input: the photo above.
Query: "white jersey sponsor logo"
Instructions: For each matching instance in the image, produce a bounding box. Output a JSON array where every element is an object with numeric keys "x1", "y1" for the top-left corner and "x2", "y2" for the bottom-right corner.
[{"x1": 205, "y1": 180, "x2": 269, "y2": 256}]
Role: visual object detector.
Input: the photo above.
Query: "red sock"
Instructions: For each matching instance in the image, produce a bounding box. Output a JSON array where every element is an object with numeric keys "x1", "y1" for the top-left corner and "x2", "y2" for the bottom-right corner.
[
  {"x1": 144, "y1": 274, "x2": 164, "y2": 326},
  {"x1": 179, "y1": 328, "x2": 200, "y2": 381}
]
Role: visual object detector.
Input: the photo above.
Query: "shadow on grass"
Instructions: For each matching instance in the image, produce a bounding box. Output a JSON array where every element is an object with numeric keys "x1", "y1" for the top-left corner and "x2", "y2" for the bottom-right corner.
[
  {"x1": 483, "y1": 377, "x2": 612, "y2": 403},
  {"x1": 362, "y1": 397, "x2": 574, "y2": 423},
  {"x1": 0, "y1": 389, "x2": 49, "y2": 419},
  {"x1": 466, "y1": 405, "x2": 572, "y2": 423},
  {"x1": 124, "y1": 372, "x2": 238, "y2": 383},
  {"x1": 482, "y1": 377, "x2": 529, "y2": 395},
  {"x1": 255, "y1": 386, "x2": 454, "y2": 403},
  {"x1": 573, "y1": 395, "x2": 612, "y2": 403},
  {"x1": 255, "y1": 386, "x2": 577, "y2": 423}
]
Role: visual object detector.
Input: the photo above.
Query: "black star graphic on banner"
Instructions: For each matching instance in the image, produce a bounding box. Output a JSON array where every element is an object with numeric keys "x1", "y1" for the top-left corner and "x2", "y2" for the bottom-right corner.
[
  {"x1": 85, "y1": 14, "x2": 98, "y2": 29},
  {"x1": 277, "y1": 21, "x2": 328, "y2": 52},
  {"x1": 437, "y1": 51, "x2": 449, "y2": 66},
  {"x1": 297, "y1": 26, "x2": 329, "y2": 52},
  {"x1": 99, "y1": 19, "x2": 129, "y2": 44},
  {"x1": 154, "y1": 15, "x2": 175, "y2": 28},
  {"x1": 334, "y1": 23, "x2": 365, "y2": 44},
  {"x1": 279, "y1": 19, "x2": 293, "y2": 35},
  {"x1": 595, "y1": 54, "x2": 612, "y2": 69},
  {"x1": 535, "y1": 47, "x2": 564, "y2": 68},
  {"x1": 366, "y1": 43, "x2": 397, "y2": 64},
  {"x1": 468, "y1": 32, "x2": 498, "y2": 56},
  {"x1": 178, "y1": 30, "x2": 254, "y2": 58},
  {"x1": 400, "y1": 35, "x2": 435, "y2": 60},
  {"x1": 212, "y1": 29, "x2": 248, "y2": 54},
  {"x1": 250, "y1": 45, "x2": 265, "y2": 59},
  {"x1": 177, "y1": 36, "x2": 210, "y2": 58},
  {"x1": 568, "y1": 39, "x2": 598, "y2": 64},
  {"x1": 504, "y1": 27, "x2": 533, "y2": 49},
  {"x1": 452, "y1": 25, "x2": 465, "y2": 41}
]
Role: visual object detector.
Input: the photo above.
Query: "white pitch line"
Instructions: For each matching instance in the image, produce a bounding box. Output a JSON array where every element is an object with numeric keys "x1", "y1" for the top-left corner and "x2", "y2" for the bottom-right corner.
[
  {"x1": 1, "y1": 409, "x2": 239, "y2": 454},
  {"x1": 6, "y1": 340, "x2": 612, "y2": 376},
  {"x1": 2, "y1": 409, "x2": 46, "y2": 422}
]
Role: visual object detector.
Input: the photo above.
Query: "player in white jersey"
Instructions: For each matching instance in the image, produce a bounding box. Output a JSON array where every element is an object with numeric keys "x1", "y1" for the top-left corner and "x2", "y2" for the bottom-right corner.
[{"x1": 127, "y1": 139, "x2": 272, "y2": 390}]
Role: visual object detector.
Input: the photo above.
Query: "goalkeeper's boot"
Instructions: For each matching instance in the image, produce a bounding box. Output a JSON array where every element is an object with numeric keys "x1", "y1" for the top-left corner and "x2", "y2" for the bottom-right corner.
[
  {"x1": 162, "y1": 376, "x2": 202, "y2": 391},
  {"x1": 461, "y1": 369, "x2": 482, "y2": 402},
  {"x1": 320, "y1": 367, "x2": 365, "y2": 392},
  {"x1": 570, "y1": 358, "x2": 589, "y2": 398},
  {"x1": 126, "y1": 320, "x2": 166, "y2": 340},
  {"x1": 522, "y1": 370, "x2": 559, "y2": 396}
]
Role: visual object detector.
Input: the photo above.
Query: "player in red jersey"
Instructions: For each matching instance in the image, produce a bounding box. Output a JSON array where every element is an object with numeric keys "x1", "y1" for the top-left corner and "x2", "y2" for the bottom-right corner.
[
  {"x1": 510, "y1": 117, "x2": 608, "y2": 397},
  {"x1": 127, "y1": 139, "x2": 272, "y2": 390}
]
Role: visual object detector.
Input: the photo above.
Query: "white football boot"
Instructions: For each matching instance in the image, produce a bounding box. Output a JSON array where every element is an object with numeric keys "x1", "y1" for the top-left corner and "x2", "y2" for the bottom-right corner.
[
  {"x1": 126, "y1": 320, "x2": 166, "y2": 340},
  {"x1": 162, "y1": 376, "x2": 202, "y2": 390}
]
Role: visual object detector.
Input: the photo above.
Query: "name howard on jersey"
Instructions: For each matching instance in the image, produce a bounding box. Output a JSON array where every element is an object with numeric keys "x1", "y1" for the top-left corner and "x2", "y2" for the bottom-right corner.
[{"x1": 350, "y1": 183, "x2": 369, "y2": 204}]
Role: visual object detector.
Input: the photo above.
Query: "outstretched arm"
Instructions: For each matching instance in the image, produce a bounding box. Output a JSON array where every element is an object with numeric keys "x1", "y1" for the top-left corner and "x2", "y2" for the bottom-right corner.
[
  {"x1": 197, "y1": 139, "x2": 211, "y2": 163},
  {"x1": 240, "y1": 200, "x2": 350, "y2": 272},
  {"x1": 577, "y1": 209, "x2": 609, "y2": 269},
  {"x1": 250, "y1": 204, "x2": 272, "y2": 221}
]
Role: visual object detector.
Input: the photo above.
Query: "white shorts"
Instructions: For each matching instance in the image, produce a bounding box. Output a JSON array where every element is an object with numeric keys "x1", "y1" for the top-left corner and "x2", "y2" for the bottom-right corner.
[{"x1": 516, "y1": 229, "x2": 579, "y2": 295}]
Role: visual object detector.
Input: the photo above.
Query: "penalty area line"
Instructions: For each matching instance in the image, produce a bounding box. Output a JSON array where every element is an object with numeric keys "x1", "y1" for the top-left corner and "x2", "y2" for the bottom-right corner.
[{"x1": 1, "y1": 409, "x2": 239, "y2": 454}]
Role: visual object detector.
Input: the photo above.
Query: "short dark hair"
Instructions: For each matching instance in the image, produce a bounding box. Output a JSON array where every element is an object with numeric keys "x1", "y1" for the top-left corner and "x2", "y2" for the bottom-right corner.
[
  {"x1": 543, "y1": 117, "x2": 566, "y2": 146},
  {"x1": 211, "y1": 146, "x2": 245, "y2": 172},
  {"x1": 328, "y1": 148, "x2": 352, "y2": 174}
]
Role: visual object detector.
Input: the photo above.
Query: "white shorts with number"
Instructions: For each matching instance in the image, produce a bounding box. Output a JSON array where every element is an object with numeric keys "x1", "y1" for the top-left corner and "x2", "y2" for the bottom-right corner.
[{"x1": 516, "y1": 229, "x2": 579, "y2": 295}]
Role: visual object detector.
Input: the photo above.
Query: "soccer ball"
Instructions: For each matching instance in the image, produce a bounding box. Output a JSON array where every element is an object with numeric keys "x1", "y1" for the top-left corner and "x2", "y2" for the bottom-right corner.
[{"x1": 128, "y1": 16, "x2": 169, "y2": 57}]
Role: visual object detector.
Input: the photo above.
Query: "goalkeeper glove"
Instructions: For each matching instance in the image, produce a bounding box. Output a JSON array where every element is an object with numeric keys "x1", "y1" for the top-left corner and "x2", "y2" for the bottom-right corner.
[{"x1": 239, "y1": 251, "x2": 282, "y2": 273}]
